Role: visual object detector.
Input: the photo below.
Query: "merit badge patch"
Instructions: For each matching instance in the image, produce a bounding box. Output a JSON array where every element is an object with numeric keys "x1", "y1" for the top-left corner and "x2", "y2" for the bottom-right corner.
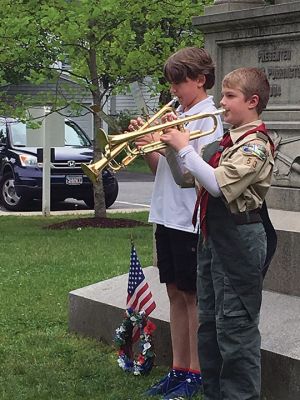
[{"x1": 241, "y1": 143, "x2": 267, "y2": 161}]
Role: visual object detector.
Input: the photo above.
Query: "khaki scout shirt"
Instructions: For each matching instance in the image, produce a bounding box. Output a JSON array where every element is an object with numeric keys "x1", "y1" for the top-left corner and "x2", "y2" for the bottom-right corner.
[{"x1": 214, "y1": 120, "x2": 274, "y2": 214}]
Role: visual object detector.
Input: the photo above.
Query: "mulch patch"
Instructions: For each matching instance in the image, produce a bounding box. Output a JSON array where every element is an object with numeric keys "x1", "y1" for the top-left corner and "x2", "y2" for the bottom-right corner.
[{"x1": 45, "y1": 217, "x2": 149, "y2": 230}]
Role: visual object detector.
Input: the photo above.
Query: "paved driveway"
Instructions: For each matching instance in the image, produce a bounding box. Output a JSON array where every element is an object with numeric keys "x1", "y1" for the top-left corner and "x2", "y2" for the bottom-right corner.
[{"x1": 0, "y1": 171, "x2": 154, "y2": 215}]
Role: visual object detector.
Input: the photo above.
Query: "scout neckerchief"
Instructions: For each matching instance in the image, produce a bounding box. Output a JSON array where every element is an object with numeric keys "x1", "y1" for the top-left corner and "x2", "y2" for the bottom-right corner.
[{"x1": 192, "y1": 123, "x2": 274, "y2": 238}]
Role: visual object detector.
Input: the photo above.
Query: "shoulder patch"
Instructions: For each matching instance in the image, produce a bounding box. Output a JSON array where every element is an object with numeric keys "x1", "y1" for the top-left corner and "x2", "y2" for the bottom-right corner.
[{"x1": 241, "y1": 143, "x2": 267, "y2": 161}]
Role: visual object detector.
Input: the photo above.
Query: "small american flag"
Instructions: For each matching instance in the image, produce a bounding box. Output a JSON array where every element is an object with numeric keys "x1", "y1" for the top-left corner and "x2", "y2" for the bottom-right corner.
[{"x1": 126, "y1": 244, "x2": 156, "y2": 316}]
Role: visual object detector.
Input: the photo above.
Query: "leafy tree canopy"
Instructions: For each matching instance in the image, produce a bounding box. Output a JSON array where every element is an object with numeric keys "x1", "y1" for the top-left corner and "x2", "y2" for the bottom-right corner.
[
  {"x1": 0, "y1": 0, "x2": 213, "y2": 120},
  {"x1": 0, "y1": 0, "x2": 213, "y2": 216}
]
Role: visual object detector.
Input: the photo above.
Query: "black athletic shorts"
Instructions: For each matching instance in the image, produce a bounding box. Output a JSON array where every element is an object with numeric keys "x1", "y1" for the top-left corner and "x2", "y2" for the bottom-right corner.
[{"x1": 155, "y1": 224, "x2": 199, "y2": 292}]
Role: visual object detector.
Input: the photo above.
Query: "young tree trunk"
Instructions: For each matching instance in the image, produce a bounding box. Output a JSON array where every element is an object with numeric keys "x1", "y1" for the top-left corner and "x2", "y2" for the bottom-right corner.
[
  {"x1": 93, "y1": 110, "x2": 107, "y2": 218},
  {"x1": 88, "y1": 45, "x2": 106, "y2": 218}
]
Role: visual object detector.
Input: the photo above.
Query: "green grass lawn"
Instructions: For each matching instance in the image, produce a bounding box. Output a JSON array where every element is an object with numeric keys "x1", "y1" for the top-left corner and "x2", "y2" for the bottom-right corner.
[{"x1": 0, "y1": 212, "x2": 168, "y2": 400}]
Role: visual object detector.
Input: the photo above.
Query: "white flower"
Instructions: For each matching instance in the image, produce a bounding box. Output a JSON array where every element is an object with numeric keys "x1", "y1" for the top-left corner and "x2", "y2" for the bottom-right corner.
[
  {"x1": 144, "y1": 342, "x2": 151, "y2": 350},
  {"x1": 142, "y1": 342, "x2": 151, "y2": 355},
  {"x1": 117, "y1": 357, "x2": 126, "y2": 369},
  {"x1": 133, "y1": 366, "x2": 141, "y2": 376}
]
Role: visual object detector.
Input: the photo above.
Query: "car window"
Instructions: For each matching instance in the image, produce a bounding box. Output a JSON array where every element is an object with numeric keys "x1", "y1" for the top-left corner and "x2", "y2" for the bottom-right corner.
[
  {"x1": 0, "y1": 121, "x2": 7, "y2": 144},
  {"x1": 65, "y1": 121, "x2": 91, "y2": 146},
  {"x1": 10, "y1": 122, "x2": 26, "y2": 146},
  {"x1": 10, "y1": 120, "x2": 92, "y2": 147}
]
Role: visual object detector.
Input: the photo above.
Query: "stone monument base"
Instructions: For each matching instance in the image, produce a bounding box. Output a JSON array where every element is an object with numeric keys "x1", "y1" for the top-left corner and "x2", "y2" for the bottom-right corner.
[
  {"x1": 205, "y1": 0, "x2": 265, "y2": 15},
  {"x1": 266, "y1": 186, "x2": 300, "y2": 212},
  {"x1": 69, "y1": 265, "x2": 300, "y2": 400}
]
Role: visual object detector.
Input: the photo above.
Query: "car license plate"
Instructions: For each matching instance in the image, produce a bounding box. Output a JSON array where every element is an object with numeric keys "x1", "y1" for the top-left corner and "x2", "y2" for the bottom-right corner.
[{"x1": 66, "y1": 175, "x2": 83, "y2": 185}]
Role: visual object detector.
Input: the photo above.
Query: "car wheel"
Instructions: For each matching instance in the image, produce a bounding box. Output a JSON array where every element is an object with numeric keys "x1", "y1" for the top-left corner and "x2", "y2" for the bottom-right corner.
[
  {"x1": 105, "y1": 178, "x2": 119, "y2": 208},
  {"x1": 83, "y1": 179, "x2": 119, "y2": 209},
  {"x1": 0, "y1": 173, "x2": 28, "y2": 211},
  {"x1": 83, "y1": 196, "x2": 94, "y2": 209}
]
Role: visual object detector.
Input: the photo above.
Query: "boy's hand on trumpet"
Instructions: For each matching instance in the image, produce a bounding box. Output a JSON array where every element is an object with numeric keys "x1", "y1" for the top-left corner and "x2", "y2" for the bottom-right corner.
[
  {"x1": 161, "y1": 127, "x2": 190, "y2": 152},
  {"x1": 135, "y1": 132, "x2": 161, "y2": 149},
  {"x1": 161, "y1": 111, "x2": 177, "y2": 124},
  {"x1": 128, "y1": 117, "x2": 144, "y2": 132},
  {"x1": 128, "y1": 118, "x2": 162, "y2": 152},
  {"x1": 127, "y1": 117, "x2": 161, "y2": 174},
  {"x1": 160, "y1": 112, "x2": 190, "y2": 152},
  {"x1": 128, "y1": 117, "x2": 151, "y2": 148}
]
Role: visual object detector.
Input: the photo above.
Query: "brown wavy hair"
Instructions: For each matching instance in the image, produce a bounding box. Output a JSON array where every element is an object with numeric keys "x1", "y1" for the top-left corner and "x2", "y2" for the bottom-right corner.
[{"x1": 163, "y1": 47, "x2": 215, "y2": 90}]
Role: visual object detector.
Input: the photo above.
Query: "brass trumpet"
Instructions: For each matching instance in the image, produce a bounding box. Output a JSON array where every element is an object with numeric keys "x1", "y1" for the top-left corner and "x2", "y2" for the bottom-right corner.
[{"x1": 81, "y1": 100, "x2": 224, "y2": 184}]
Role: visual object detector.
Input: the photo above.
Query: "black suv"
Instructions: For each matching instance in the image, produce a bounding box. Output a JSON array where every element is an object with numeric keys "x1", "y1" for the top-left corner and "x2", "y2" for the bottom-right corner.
[{"x1": 0, "y1": 117, "x2": 118, "y2": 211}]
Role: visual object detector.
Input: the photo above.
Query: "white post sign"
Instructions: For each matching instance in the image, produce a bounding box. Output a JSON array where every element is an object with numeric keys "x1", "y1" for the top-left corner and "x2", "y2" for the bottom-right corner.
[{"x1": 27, "y1": 108, "x2": 64, "y2": 216}]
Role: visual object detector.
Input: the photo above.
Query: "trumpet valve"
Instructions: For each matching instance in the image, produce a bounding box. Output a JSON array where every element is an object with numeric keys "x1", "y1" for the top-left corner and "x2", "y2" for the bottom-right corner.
[{"x1": 121, "y1": 154, "x2": 137, "y2": 167}]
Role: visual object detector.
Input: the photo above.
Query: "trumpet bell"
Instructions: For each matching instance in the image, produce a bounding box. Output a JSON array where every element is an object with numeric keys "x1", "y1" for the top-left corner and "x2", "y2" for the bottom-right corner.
[
  {"x1": 96, "y1": 128, "x2": 109, "y2": 151},
  {"x1": 81, "y1": 141, "x2": 129, "y2": 183},
  {"x1": 81, "y1": 162, "x2": 101, "y2": 184}
]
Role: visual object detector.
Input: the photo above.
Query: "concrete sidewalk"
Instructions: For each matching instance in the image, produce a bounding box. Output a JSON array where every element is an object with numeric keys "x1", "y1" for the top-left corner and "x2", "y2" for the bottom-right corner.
[
  {"x1": 0, "y1": 208, "x2": 145, "y2": 217},
  {"x1": 0, "y1": 171, "x2": 153, "y2": 216}
]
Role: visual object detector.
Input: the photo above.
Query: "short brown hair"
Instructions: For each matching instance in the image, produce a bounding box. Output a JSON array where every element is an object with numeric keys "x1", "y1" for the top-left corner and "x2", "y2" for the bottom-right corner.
[
  {"x1": 163, "y1": 47, "x2": 215, "y2": 90},
  {"x1": 222, "y1": 68, "x2": 270, "y2": 115}
]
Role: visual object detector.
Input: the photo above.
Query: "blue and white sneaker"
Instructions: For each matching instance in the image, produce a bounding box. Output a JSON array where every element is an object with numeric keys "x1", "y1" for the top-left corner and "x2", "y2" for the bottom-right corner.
[
  {"x1": 145, "y1": 369, "x2": 187, "y2": 396},
  {"x1": 162, "y1": 374, "x2": 202, "y2": 400}
]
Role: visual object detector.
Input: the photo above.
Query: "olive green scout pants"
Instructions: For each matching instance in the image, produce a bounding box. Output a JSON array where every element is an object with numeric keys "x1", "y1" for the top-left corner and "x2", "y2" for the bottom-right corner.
[{"x1": 197, "y1": 223, "x2": 267, "y2": 400}]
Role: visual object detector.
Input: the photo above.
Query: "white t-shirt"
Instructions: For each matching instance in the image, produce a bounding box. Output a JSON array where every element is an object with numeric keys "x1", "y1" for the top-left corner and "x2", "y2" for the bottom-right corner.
[{"x1": 148, "y1": 95, "x2": 223, "y2": 233}]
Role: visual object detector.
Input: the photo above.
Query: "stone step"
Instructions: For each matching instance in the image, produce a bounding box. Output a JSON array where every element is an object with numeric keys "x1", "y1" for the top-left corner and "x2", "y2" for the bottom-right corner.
[
  {"x1": 260, "y1": 290, "x2": 300, "y2": 400},
  {"x1": 69, "y1": 266, "x2": 171, "y2": 366},
  {"x1": 263, "y1": 209, "x2": 300, "y2": 297},
  {"x1": 69, "y1": 266, "x2": 300, "y2": 400}
]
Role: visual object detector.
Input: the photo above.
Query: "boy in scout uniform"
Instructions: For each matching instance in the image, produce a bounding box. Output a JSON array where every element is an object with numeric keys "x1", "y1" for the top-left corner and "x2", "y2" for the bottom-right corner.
[{"x1": 161, "y1": 67, "x2": 275, "y2": 400}]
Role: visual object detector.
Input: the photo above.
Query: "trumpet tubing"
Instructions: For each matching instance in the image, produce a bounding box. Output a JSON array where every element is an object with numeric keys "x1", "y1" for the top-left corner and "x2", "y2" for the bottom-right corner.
[
  {"x1": 81, "y1": 104, "x2": 224, "y2": 182},
  {"x1": 109, "y1": 108, "x2": 224, "y2": 146}
]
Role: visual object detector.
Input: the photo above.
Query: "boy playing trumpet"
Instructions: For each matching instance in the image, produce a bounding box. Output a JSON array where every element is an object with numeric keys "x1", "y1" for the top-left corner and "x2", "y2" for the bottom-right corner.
[
  {"x1": 161, "y1": 67, "x2": 275, "y2": 400},
  {"x1": 129, "y1": 47, "x2": 223, "y2": 399}
]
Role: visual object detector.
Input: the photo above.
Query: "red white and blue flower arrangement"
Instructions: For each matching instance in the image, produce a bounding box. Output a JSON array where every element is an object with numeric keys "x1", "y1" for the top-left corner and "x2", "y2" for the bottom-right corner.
[{"x1": 114, "y1": 308, "x2": 156, "y2": 375}]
